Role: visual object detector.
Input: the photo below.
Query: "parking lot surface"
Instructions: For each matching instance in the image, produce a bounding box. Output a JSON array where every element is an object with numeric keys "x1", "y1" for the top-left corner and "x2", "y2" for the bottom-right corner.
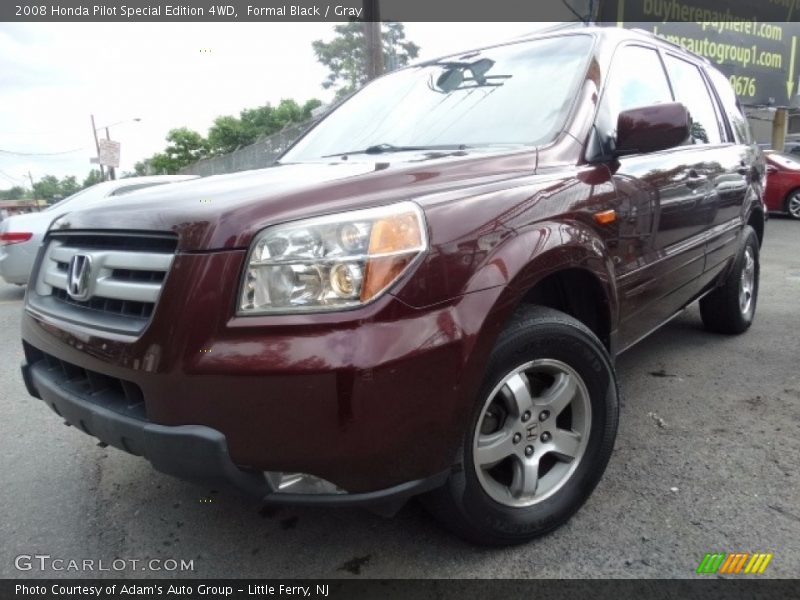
[{"x1": 1, "y1": 218, "x2": 798, "y2": 579}]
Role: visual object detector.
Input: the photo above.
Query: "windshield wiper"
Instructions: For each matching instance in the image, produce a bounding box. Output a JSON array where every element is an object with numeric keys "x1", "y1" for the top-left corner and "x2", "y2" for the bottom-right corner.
[{"x1": 322, "y1": 143, "x2": 469, "y2": 158}]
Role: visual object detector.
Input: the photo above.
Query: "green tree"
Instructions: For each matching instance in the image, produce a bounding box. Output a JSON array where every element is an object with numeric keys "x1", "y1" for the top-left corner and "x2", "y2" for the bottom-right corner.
[
  {"x1": 312, "y1": 22, "x2": 420, "y2": 98},
  {"x1": 60, "y1": 175, "x2": 80, "y2": 197},
  {"x1": 147, "y1": 128, "x2": 210, "y2": 174},
  {"x1": 207, "y1": 115, "x2": 248, "y2": 155},
  {"x1": 0, "y1": 186, "x2": 26, "y2": 200},
  {"x1": 207, "y1": 98, "x2": 322, "y2": 155},
  {"x1": 132, "y1": 160, "x2": 150, "y2": 176},
  {"x1": 134, "y1": 96, "x2": 323, "y2": 172},
  {"x1": 83, "y1": 169, "x2": 104, "y2": 188},
  {"x1": 32, "y1": 175, "x2": 61, "y2": 201}
]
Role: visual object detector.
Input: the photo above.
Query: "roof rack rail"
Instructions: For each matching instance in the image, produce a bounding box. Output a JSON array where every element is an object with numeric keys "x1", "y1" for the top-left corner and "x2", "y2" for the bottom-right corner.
[
  {"x1": 630, "y1": 27, "x2": 711, "y2": 64},
  {"x1": 513, "y1": 21, "x2": 590, "y2": 38}
]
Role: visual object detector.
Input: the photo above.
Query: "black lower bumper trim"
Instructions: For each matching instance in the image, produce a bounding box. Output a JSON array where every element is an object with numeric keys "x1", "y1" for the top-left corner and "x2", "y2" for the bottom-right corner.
[
  {"x1": 26, "y1": 360, "x2": 271, "y2": 497},
  {"x1": 262, "y1": 470, "x2": 449, "y2": 514},
  {"x1": 21, "y1": 360, "x2": 449, "y2": 510}
]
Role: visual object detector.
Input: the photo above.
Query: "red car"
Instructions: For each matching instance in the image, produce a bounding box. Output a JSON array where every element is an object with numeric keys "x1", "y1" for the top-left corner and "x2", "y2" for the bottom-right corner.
[{"x1": 765, "y1": 151, "x2": 800, "y2": 219}]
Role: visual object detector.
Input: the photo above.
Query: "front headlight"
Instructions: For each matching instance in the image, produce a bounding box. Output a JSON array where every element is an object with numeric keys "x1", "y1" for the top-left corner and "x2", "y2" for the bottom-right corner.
[{"x1": 238, "y1": 201, "x2": 427, "y2": 314}]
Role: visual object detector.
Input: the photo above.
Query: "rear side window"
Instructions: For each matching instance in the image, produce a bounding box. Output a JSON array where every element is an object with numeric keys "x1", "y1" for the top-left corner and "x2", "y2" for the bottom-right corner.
[
  {"x1": 664, "y1": 55, "x2": 722, "y2": 145},
  {"x1": 602, "y1": 45, "x2": 673, "y2": 120},
  {"x1": 706, "y1": 67, "x2": 753, "y2": 144}
]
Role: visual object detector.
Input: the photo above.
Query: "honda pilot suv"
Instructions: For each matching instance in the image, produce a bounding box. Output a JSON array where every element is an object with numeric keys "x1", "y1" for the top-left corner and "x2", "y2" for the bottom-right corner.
[{"x1": 20, "y1": 27, "x2": 765, "y2": 545}]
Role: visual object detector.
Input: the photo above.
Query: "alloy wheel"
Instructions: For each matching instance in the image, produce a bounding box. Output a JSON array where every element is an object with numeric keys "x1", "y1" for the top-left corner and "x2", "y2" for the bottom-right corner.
[
  {"x1": 473, "y1": 359, "x2": 591, "y2": 507},
  {"x1": 788, "y1": 192, "x2": 800, "y2": 219},
  {"x1": 739, "y1": 246, "x2": 756, "y2": 317}
]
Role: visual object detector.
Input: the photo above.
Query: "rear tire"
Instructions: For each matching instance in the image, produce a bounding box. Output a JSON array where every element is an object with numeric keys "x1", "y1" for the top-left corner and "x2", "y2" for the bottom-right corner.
[
  {"x1": 699, "y1": 225, "x2": 759, "y2": 334},
  {"x1": 423, "y1": 306, "x2": 619, "y2": 546}
]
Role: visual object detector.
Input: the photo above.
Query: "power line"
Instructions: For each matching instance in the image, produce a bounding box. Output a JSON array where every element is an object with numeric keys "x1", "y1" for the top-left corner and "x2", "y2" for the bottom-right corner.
[
  {"x1": 0, "y1": 169, "x2": 26, "y2": 186},
  {"x1": 0, "y1": 146, "x2": 87, "y2": 156}
]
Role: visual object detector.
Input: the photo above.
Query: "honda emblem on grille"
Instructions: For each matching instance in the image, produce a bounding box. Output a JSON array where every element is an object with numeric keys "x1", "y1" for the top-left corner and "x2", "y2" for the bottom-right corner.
[{"x1": 66, "y1": 254, "x2": 93, "y2": 301}]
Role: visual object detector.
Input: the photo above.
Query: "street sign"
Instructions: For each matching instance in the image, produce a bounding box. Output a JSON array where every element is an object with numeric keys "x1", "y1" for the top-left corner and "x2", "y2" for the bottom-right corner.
[
  {"x1": 97, "y1": 139, "x2": 121, "y2": 168},
  {"x1": 601, "y1": 0, "x2": 800, "y2": 106}
]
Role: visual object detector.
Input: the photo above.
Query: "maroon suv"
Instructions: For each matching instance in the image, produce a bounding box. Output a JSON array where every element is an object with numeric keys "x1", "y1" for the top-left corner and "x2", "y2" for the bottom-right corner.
[{"x1": 20, "y1": 27, "x2": 765, "y2": 545}]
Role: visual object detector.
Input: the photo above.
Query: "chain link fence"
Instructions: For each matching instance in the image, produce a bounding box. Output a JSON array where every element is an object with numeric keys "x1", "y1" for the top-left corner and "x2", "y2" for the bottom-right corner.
[{"x1": 179, "y1": 120, "x2": 312, "y2": 177}]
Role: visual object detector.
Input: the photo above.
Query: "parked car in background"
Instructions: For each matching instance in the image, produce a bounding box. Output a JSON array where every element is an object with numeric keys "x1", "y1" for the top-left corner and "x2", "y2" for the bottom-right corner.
[
  {"x1": 0, "y1": 175, "x2": 197, "y2": 285},
  {"x1": 19, "y1": 28, "x2": 765, "y2": 545},
  {"x1": 782, "y1": 141, "x2": 800, "y2": 156},
  {"x1": 764, "y1": 151, "x2": 800, "y2": 219}
]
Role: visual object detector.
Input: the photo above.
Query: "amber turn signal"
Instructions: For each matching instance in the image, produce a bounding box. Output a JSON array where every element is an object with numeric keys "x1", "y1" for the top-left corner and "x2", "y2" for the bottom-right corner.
[
  {"x1": 361, "y1": 212, "x2": 424, "y2": 301},
  {"x1": 593, "y1": 209, "x2": 616, "y2": 225}
]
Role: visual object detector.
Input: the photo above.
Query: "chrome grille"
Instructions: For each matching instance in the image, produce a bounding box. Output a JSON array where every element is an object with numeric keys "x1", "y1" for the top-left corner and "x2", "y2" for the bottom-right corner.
[{"x1": 28, "y1": 232, "x2": 177, "y2": 336}]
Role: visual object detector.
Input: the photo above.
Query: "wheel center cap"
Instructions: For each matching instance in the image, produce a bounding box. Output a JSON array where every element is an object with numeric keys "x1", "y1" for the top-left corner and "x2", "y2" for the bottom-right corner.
[{"x1": 525, "y1": 423, "x2": 538, "y2": 440}]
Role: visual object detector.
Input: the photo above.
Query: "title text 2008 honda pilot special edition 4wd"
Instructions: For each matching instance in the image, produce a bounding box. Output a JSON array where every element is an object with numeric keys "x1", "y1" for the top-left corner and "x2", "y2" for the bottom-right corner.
[{"x1": 21, "y1": 28, "x2": 766, "y2": 545}]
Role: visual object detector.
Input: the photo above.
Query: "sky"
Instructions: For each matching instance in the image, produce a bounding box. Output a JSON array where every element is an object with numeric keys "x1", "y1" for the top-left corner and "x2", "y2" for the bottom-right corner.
[{"x1": 0, "y1": 22, "x2": 544, "y2": 188}]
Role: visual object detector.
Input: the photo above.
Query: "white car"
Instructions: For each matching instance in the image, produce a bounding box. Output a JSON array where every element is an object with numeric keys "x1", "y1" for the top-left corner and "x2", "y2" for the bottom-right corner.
[{"x1": 0, "y1": 175, "x2": 197, "y2": 285}]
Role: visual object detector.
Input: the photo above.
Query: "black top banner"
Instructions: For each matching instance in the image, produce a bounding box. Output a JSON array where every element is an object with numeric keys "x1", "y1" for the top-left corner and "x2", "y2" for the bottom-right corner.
[
  {"x1": 1, "y1": 0, "x2": 598, "y2": 22},
  {"x1": 2, "y1": 0, "x2": 799, "y2": 104},
  {"x1": 3, "y1": 0, "x2": 799, "y2": 23}
]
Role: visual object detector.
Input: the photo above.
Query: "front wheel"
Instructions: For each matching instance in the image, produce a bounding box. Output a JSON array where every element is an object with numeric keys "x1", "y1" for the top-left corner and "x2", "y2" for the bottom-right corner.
[{"x1": 423, "y1": 306, "x2": 619, "y2": 546}]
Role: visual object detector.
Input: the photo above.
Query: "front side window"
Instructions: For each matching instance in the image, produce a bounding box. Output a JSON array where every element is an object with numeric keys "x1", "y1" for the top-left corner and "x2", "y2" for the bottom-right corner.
[
  {"x1": 282, "y1": 35, "x2": 594, "y2": 161},
  {"x1": 664, "y1": 55, "x2": 722, "y2": 145},
  {"x1": 601, "y1": 45, "x2": 673, "y2": 122}
]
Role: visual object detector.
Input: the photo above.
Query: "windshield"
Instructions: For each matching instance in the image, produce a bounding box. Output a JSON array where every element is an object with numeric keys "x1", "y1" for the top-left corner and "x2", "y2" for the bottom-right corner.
[{"x1": 282, "y1": 34, "x2": 593, "y2": 162}]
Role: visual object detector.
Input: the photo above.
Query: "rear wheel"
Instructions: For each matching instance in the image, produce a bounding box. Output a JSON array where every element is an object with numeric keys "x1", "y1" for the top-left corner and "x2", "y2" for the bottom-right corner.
[
  {"x1": 700, "y1": 225, "x2": 759, "y2": 334},
  {"x1": 786, "y1": 190, "x2": 800, "y2": 219},
  {"x1": 423, "y1": 306, "x2": 619, "y2": 546}
]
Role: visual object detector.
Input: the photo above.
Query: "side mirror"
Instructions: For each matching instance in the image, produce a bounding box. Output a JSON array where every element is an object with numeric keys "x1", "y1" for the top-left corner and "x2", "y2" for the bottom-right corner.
[{"x1": 615, "y1": 102, "x2": 691, "y2": 157}]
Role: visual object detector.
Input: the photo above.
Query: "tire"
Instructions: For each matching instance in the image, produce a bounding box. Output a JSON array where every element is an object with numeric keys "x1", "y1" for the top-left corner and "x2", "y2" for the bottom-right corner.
[
  {"x1": 786, "y1": 190, "x2": 800, "y2": 220},
  {"x1": 423, "y1": 306, "x2": 619, "y2": 546},
  {"x1": 699, "y1": 225, "x2": 759, "y2": 335}
]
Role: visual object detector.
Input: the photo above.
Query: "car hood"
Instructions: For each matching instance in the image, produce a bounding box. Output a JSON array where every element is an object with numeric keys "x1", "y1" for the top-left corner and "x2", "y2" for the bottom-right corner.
[{"x1": 50, "y1": 151, "x2": 540, "y2": 251}]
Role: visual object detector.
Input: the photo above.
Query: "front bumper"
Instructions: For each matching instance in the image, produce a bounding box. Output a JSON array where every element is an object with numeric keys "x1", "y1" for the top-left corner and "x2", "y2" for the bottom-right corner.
[
  {"x1": 20, "y1": 246, "x2": 506, "y2": 500},
  {"x1": 21, "y1": 357, "x2": 448, "y2": 510},
  {"x1": 23, "y1": 358, "x2": 267, "y2": 495}
]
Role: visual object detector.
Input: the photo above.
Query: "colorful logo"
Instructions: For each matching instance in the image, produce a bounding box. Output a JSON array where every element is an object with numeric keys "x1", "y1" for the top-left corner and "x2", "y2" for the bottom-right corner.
[{"x1": 696, "y1": 552, "x2": 773, "y2": 575}]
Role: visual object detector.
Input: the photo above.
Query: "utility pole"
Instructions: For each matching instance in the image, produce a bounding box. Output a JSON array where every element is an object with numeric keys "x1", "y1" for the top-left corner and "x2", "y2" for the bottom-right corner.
[
  {"x1": 105, "y1": 127, "x2": 116, "y2": 180},
  {"x1": 90, "y1": 114, "x2": 106, "y2": 181},
  {"x1": 27, "y1": 171, "x2": 40, "y2": 211},
  {"x1": 363, "y1": 0, "x2": 383, "y2": 81},
  {"x1": 772, "y1": 108, "x2": 788, "y2": 152}
]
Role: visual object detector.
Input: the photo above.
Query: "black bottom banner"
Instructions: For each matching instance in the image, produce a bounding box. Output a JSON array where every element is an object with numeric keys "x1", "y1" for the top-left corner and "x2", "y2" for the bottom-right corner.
[{"x1": 3, "y1": 579, "x2": 798, "y2": 600}]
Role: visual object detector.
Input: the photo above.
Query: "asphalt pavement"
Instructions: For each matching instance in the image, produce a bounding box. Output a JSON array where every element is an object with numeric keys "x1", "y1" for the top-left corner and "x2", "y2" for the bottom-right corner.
[{"x1": 1, "y1": 218, "x2": 798, "y2": 579}]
